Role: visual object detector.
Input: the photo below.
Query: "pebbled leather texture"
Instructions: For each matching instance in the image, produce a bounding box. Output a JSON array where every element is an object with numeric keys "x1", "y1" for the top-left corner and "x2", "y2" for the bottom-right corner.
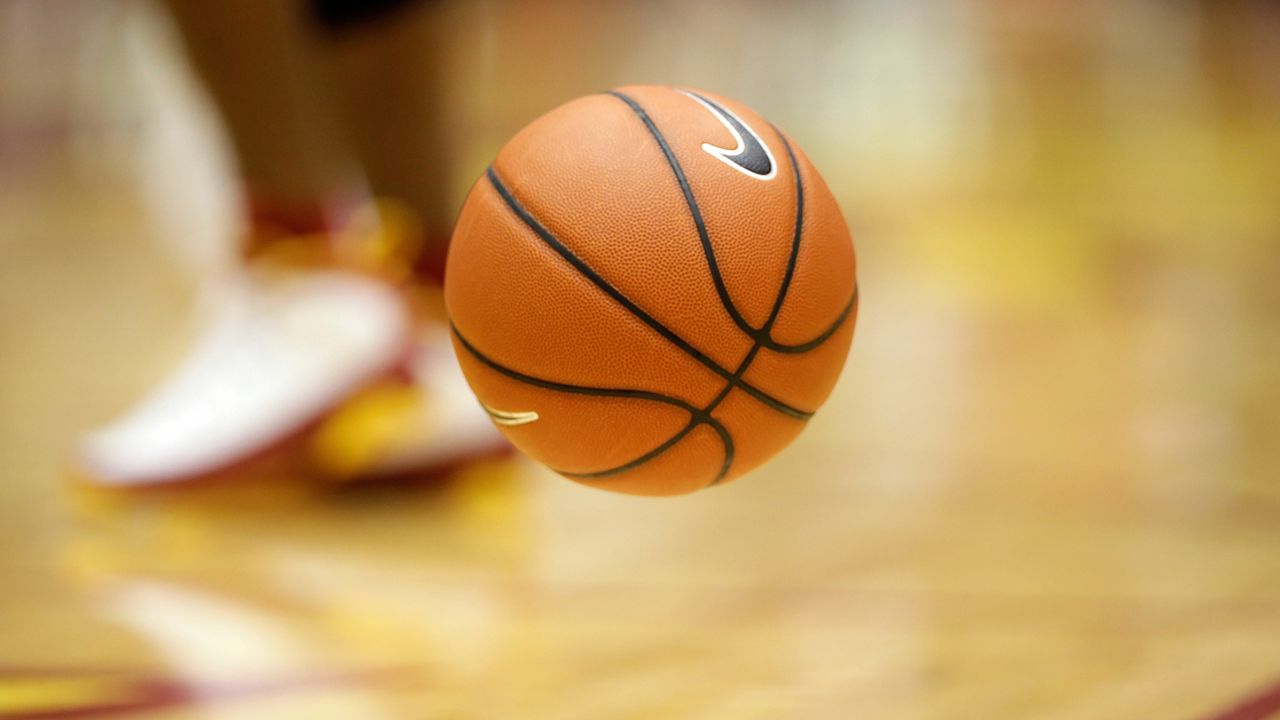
[{"x1": 446, "y1": 85, "x2": 858, "y2": 496}]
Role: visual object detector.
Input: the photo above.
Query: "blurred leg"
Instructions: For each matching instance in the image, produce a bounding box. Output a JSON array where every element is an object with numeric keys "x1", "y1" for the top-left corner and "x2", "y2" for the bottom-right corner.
[
  {"x1": 313, "y1": 0, "x2": 455, "y2": 275},
  {"x1": 160, "y1": 0, "x2": 358, "y2": 230},
  {"x1": 79, "y1": 0, "x2": 402, "y2": 489},
  {"x1": 78, "y1": 0, "x2": 507, "y2": 490}
]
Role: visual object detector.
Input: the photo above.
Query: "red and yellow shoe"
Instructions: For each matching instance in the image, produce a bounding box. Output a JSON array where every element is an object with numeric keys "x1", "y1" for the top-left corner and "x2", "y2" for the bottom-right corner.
[{"x1": 74, "y1": 199, "x2": 510, "y2": 490}]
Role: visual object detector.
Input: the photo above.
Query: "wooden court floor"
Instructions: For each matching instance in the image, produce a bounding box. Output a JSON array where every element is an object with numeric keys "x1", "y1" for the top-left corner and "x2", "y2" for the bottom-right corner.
[{"x1": 1, "y1": 1, "x2": 1279, "y2": 718}]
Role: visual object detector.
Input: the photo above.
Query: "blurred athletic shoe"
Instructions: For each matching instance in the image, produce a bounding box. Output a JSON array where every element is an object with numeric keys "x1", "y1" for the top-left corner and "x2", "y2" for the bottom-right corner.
[{"x1": 76, "y1": 201, "x2": 509, "y2": 488}]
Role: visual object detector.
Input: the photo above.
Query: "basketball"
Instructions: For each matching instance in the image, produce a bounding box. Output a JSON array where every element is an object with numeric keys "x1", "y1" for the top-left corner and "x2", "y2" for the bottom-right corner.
[{"x1": 445, "y1": 85, "x2": 858, "y2": 496}]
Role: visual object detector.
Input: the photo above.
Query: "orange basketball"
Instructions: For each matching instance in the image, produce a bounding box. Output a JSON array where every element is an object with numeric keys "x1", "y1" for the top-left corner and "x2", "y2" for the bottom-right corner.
[{"x1": 445, "y1": 85, "x2": 858, "y2": 496}]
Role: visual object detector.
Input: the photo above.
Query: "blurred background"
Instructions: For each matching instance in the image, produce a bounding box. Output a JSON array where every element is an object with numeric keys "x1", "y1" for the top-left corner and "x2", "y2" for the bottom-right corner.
[{"x1": 1, "y1": 0, "x2": 1279, "y2": 717}]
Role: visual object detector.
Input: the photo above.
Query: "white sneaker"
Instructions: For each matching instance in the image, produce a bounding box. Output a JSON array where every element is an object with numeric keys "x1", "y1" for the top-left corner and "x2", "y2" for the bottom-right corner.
[{"x1": 78, "y1": 269, "x2": 412, "y2": 486}]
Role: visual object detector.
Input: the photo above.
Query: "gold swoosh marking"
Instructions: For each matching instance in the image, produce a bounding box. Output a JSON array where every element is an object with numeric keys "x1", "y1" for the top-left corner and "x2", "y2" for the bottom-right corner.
[{"x1": 482, "y1": 403, "x2": 539, "y2": 427}]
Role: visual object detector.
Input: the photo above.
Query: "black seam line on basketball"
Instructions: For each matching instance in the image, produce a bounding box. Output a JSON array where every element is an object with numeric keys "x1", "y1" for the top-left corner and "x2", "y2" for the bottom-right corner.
[
  {"x1": 610, "y1": 90, "x2": 849, "y2": 356},
  {"x1": 563, "y1": 412, "x2": 736, "y2": 485},
  {"x1": 761, "y1": 127, "x2": 804, "y2": 334},
  {"x1": 760, "y1": 127, "x2": 859, "y2": 353},
  {"x1": 484, "y1": 166, "x2": 813, "y2": 422},
  {"x1": 686, "y1": 129, "x2": 802, "y2": 487},
  {"x1": 606, "y1": 90, "x2": 762, "y2": 342},
  {"x1": 559, "y1": 419, "x2": 699, "y2": 480},
  {"x1": 703, "y1": 344, "x2": 762, "y2": 415},
  {"x1": 452, "y1": 323, "x2": 705, "y2": 416},
  {"x1": 452, "y1": 322, "x2": 734, "y2": 481},
  {"x1": 574, "y1": 344, "x2": 759, "y2": 487},
  {"x1": 768, "y1": 285, "x2": 859, "y2": 354},
  {"x1": 695, "y1": 345, "x2": 759, "y2": 486},
  {"x1": 704, "y1": 419, "x2": 735, "y2": 485},
  {"x1": 565, "y1": 344, "x2": 759, "y2": 485}
]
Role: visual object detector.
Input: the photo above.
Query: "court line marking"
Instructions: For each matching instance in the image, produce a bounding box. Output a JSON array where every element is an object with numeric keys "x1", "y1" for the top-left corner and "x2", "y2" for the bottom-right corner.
[{"x1": 1198, "y1": 676, "x2": 1280, "y2": 720}]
